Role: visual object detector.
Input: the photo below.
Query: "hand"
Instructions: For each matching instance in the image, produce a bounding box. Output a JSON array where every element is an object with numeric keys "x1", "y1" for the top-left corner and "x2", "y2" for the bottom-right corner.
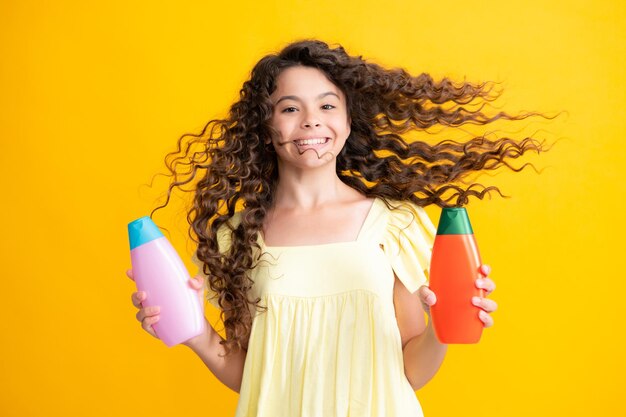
[
  {"x1": 181, "y1": 276, "x2": 211, "y2": 350},
  {"x1": 417, "y1": 284, "x2": 437, "y2": 317},
  {"x1": 417, "y1": 264, "x2": 498, "y2": 328},
  {"x1": 127, "y1": 269, "x2": 161, "y2": 339},
  {"x1": 472, "y1": 264, "x2": 497, "y2": 328},
  {"x1": 126, "y1": 269, "x2": 208, "y2": 343}
]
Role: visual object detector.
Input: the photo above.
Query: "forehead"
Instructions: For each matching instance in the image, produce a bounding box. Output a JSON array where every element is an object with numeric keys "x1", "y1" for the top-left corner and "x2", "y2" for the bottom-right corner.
[{"x1": 272, "y1": 66, "x2": 343, "y2": 99}]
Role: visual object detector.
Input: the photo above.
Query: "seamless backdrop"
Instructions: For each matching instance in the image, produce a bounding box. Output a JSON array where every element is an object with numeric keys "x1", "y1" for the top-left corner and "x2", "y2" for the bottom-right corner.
[{"x1": 1, "y1": 1, "x2": 624, "y2": 416}]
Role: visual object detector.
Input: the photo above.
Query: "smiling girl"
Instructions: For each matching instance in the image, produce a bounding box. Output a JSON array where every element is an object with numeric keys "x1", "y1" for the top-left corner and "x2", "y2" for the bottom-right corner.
[{"x1": 127, "y1": 39, "x2": 546, "y2": 416}]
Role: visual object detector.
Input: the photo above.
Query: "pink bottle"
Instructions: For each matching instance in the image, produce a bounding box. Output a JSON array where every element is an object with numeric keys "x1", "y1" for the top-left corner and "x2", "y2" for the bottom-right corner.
[{"x1": 128, "y1": 216, "x2": 205, "y2": 347}]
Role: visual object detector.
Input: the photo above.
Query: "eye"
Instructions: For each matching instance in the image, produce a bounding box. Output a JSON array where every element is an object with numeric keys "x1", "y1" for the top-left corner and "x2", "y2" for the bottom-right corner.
[
  {"x1": 281, "y1": 106, "x2": 297, "y2": 113},
  {"x1": 321, "y1": 104, "x2": 336, "y2": 110}
]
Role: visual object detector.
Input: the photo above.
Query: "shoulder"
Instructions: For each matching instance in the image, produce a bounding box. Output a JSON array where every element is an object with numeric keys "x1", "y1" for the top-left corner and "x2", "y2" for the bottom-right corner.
[
  {"x1": 376, "y1": 198, "x2": 436, "y2": 252},
  {"x1": 386, "y1": 198, "x2": 431, "y2": 225},
  {"x1": 358, "y1": 197, "x2": 433, "y2": 244},
  {"x1": 373, "y1": 198, "x2": 432, "y2": 232},
  {"x1": 378, "y1": 198, "x2": 436, "y2": 293}
]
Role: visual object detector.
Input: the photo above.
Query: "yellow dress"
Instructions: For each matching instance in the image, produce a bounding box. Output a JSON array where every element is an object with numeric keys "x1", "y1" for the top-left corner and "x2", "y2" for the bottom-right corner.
[{"x1": 194, "y1": 198, "x2": 436, "y2": 417}]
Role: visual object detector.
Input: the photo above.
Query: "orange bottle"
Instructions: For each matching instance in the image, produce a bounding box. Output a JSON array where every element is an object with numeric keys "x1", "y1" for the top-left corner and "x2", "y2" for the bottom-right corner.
[{"x1": 429, "y1": 207, "x2": 485, "y2": 344}]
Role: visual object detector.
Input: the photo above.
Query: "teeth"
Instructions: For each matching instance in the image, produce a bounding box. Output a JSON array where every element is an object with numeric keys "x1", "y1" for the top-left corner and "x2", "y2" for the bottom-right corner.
[{"x1": 294, "y1": 138, "x2": 328, "y2": 146}]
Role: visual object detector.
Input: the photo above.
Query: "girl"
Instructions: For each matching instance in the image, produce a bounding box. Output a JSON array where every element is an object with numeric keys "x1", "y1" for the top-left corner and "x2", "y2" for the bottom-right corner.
[{"x1": 128, "y1": 39, "x2": 545, "y2": 416}]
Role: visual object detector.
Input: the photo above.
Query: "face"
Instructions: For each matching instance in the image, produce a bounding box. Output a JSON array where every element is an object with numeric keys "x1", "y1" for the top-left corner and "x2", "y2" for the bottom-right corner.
[{"x1": 268, "y1": 66, "x2": 351, "y2": 169}]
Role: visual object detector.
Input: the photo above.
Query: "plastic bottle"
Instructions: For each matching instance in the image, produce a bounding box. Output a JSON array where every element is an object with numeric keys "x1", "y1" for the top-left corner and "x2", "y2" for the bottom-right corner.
[
  {"x1": 128, "y1": 216, "x2": 205, "y2": 347},
  {"x1": 428, "y1": 207, "x2": 485, "y2": 344}
]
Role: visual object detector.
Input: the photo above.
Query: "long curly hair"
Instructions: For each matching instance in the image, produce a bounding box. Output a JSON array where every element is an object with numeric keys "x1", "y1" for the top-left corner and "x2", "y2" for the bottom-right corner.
[{"x1": 152, "y1": 39, "x2": 554, "y2": 356}]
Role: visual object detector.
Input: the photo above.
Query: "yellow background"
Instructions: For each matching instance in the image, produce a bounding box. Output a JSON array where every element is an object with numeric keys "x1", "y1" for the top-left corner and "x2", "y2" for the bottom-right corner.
[{"x1": 1, "y1": 0, "x2": 624, "y2": 416}]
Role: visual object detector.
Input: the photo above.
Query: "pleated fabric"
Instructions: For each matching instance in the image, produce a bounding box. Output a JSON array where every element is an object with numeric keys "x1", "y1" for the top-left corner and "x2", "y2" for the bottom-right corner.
[{"x1": 193, "y1": 198, "x2": 436, "y2": 417}]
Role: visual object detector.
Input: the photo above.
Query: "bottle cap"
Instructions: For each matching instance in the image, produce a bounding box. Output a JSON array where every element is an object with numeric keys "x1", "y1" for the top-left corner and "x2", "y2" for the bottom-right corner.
[
  {"x1": 436, "y1": 207, "x2": 474, "y2": 235},
  {"x1": 128, "y1": 216, "x2": 164, "y2": 250}
]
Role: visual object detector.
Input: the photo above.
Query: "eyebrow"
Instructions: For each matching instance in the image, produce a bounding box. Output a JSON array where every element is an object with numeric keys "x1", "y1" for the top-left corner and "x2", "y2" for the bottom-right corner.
[{"x1": 275, "y1": 91, "x2": 340, "y2": 105}]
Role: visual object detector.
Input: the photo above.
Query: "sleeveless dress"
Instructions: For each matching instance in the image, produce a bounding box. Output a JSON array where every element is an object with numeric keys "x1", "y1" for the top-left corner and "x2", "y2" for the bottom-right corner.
[{"x1": 193, "y1": 198, "x2": 436, "y2": 417}]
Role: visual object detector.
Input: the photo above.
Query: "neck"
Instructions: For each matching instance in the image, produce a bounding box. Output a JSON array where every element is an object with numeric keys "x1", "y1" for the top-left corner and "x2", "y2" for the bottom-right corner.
[{"x1": 273, "y1": 162, "x2": 350, "y2": 209}]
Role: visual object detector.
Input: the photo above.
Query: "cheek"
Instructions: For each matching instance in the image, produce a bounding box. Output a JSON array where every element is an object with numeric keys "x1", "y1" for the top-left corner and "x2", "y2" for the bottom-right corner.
[
  {"x1": 271, "y1": 117, "x2": 294, "y2": 135},
  {"x1": 267, "y1": 118, "x2": 287, "y2": 143},
  {"x1": 341, "y1": 120, "x2": 351, "y2": 138}
]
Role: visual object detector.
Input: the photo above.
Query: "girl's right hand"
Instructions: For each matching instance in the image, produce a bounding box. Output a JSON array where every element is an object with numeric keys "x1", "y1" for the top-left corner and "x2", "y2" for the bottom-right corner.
[
  {"x1": 127, "y1": 269, "x2": 161, "y2": 339},
  {"x1": 126, "y1": 268, "x2": 209, "y2": 343}
]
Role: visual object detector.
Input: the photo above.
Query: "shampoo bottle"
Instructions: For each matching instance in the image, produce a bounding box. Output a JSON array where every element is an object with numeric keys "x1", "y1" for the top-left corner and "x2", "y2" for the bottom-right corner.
[
  {"x1": 429, "y1": 207, "x2": 484, "y2": 344},
  {"x1": 128, "y1": 216, "x2": 205, "y2": 347}
]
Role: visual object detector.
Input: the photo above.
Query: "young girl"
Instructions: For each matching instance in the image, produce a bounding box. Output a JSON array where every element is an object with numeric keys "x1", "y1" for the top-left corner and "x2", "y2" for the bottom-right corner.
[{"x1": 128, "y1": 39, "x2": 545, "y2": 416}]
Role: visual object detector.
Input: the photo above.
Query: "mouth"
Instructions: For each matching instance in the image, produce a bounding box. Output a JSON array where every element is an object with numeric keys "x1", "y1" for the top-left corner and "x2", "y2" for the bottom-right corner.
[{"x1": 292, "y1": 137, "x2": 331, "y2": 148}]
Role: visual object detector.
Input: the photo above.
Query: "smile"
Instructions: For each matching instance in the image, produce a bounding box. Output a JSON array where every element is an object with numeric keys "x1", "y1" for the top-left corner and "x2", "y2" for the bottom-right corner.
[{"x1": 293, "y1": 137, "x2": 330, "y2": 146}]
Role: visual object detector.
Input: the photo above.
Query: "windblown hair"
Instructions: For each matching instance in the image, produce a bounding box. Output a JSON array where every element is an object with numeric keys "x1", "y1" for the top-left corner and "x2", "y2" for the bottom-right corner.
[{"x1": 152, "y1": 39, "x2": 553, "y2": 356}]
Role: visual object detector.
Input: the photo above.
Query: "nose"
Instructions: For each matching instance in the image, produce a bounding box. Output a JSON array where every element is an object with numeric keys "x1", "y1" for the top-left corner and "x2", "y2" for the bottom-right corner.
[
  {"x1": 303, "y1": 120, "x2": 321, "y2": 128},
  {"x1": 301, "y1": 111, "x2": 321, "y2": 128}
]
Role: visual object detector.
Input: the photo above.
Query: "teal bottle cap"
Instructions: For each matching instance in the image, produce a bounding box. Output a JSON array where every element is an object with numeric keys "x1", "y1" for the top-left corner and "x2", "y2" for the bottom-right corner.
[
  {"x1": 128, "y1": 216, "x2": 164, "y2": 250},
  {"x1": 436, "y1": 207, "x2": 474, "y2": 235}
]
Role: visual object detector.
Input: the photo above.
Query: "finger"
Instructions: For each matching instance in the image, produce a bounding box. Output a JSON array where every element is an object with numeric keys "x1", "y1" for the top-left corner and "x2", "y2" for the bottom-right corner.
[
  {"x1": 418, "y1": 285, "x2": 437, "y2": 307},
  {"x1": 480, "y1": 264, "x2": 491, "y2": 276},
  {"x1": 135, "y1": 306, "x2": 155, "y2": 322},
  {"x1": 141, "y1": 315, "x2": 160, "y2": 338},
  {"x1": 189, "y1": 277, "x2": 208, "y2": 310},
  {"x1": 131, "y1": 291, "x2": 145, "y2": 309},
  {"x1": 478, "y1": 310, "x2": 494, "y2": 328},
  {"x1": 189, "y1": 276, "x2": 205, "y2": 291},
  {"x1": 472, "y1": 296, "x2": 498, "y2": 313},
  {"x1": 476, "y1": 277, "x2": 496, "y2": 295},
  {"x1": 126, "y1": 269, "x2": 134, "y2": 281},
  {"x1": 135, "y1": 306, "x2": 160, "y2": 323}
]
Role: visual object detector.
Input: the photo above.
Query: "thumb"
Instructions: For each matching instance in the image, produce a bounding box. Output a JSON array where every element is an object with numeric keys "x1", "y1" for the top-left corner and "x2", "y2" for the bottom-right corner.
[
  {"x1": 418, "y1": 285, "x2": 437, "y2": 314},
  {"x1": 189, "y1": 275, "x2": 206, "y2": 291},
  {"x1": 189, "y1": 275, "x2": 207, "y2": 310}
]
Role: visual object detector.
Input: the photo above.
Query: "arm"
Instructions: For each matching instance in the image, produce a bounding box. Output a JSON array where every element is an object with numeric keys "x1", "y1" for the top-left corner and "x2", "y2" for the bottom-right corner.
[
  {"x1": 401, "y1": 321, "x2": 447, "y2": 390},
  {"x1": 394, "y1": 264, "x2": 498, "y2": 390},
  {"x1": 130, "y1": 268, "x2": 247, "y2": 393},
  {"x1": 393, "y1": 274, "x2": 447, "y2": 390},
  {"x1": 183, "y1": 321, "x2": 247, "y2": 393},
  {"x1": 183, "y1": 273, "x2": 247, "y2": 393}
]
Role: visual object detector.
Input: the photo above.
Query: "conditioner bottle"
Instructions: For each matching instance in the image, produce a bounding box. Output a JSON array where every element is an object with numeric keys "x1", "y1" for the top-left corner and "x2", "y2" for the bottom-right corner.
[{"x1": 128, "y1": 217, "x2": 205, "y2": 347}]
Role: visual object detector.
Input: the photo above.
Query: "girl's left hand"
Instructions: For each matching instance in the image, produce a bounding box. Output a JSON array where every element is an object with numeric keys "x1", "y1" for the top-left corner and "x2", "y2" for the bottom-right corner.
[
  {"x1": 418, "y1": 264, "x2": 498, "y2": 328},
  {"x1": 472, "y1": 264, "x2": 497, "y2": 328}
]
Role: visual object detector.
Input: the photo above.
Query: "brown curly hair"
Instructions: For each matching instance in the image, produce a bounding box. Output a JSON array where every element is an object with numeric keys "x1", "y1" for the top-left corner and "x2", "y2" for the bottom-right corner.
[{"x1": 151, "y1": 39, "x2": 554, "y2": 356}]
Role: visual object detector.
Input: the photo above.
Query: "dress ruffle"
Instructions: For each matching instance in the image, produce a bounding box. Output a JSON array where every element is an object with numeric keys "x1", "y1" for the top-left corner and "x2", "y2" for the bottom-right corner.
[{"x1": 380, "y1": 200, "x2": 436, "y2": 293}]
